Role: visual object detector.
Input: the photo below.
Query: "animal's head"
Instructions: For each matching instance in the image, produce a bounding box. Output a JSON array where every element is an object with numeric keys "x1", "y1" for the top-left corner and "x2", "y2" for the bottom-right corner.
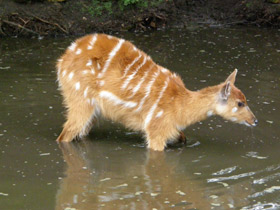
[{"x1": 215, "y1": 69, "x2": 257, "y2": 127}]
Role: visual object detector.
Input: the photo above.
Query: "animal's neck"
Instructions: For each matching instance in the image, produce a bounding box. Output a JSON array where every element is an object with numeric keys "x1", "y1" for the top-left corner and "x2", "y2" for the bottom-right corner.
[{"x1": 178, "y1": 85, "x2": 221, "y2": 128}]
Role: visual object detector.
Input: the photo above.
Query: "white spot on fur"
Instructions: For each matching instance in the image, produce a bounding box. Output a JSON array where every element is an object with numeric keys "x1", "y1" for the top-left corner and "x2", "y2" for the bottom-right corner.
[
  {"x1": 91, "y1": 68, "x2": 95, "y2": 75},
  {"x1": 97, "y1": 62, "x2": 101, "y2": 70},
  {"x1": 207, "y1": 110, "x2": 214, "y2": 117},
  {"x1": 68, "y1": 72, "x2": 74, "y2": 80},
  {"x1": 75, "y1": 82, "x2": 80, "y2": 90},
  {"x1": 68, "y1": 42, "x2": 77, "y2": 51},
  {"x1": 86, "y1": 98, "x2": 90, "y2": 104},
  {"x1": 161, "y1": 68, "x2": 168, "y2": 73},
  {"x1": 62, "y1": 70, "x2": 66, "y2": 77},
  {"x1": 99, "y1": 80, "x2": 105, "y2": 86},
  {"x1": 57, "y1": 59, "x2": 63, "y2": 62},
  {"x1": 100, "y1": 91, "x2": 137, "y2": 108},
  {"x1": 76, "y1": 48, "x2": 82, "y2": 55},
  {"x1": 83, "y1": 70, "x2": 89, "y2": 74},
  {"x1": 232, "y1": 107, "x2": 238, "y2": 113},
  {"x1": 98, "y1": 39, "x2": 125, "y2": 78},
  {"x1": 156, "y1": 110, "x2": 163, "y2": 118},
  {"x1": 86, "y1": 59, "x2": 92, "y2": 66},
  {"x1": 84, "y1": 86, "x2": 89, "y2": 98}
]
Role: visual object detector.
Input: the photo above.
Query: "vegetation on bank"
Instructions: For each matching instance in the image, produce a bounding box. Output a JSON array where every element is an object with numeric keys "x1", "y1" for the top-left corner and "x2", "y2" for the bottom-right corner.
[{"x1": 1, "y1": 0, "x2": 280, "y2": 37}]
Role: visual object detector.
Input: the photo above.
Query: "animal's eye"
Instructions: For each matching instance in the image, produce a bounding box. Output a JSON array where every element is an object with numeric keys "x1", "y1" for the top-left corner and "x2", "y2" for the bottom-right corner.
[{"x1": 238, "y1": 102, "x2": 244, "y2": 107}]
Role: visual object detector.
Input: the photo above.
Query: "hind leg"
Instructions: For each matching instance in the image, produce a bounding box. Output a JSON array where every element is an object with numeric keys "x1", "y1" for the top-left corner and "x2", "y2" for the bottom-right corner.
[{"x1": 57, "y1": 100, "x2": 97, "y2": 142}]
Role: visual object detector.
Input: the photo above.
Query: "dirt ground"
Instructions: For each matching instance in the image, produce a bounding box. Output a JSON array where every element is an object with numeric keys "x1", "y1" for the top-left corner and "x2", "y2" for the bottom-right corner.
[{"x1": 0, "y1": 0, "x2": 279, "y2": 37}]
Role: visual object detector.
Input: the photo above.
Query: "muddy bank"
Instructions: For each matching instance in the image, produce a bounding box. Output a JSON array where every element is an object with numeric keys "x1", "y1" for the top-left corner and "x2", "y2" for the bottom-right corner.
[{"x1": 0, "y1": 0, "x2": 279, "y2": 37}]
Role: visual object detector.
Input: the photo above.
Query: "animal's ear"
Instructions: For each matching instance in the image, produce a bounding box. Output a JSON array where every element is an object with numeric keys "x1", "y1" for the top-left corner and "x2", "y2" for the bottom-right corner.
[
  {"x1": 220, "y1": 81, "x2": 231, "y2": 101},
  {"x1": 225, "y1": 69, "x2": 238, "y2": 84}
]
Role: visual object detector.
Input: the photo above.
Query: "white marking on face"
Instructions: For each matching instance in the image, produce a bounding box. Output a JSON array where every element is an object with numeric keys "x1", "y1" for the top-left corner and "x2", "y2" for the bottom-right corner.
[
  {"x1": 216, "y1": 104, "x2": 227, "y2": 114},
  {"x1": 98, "y1": 39, "x2": 125, "y2": 78},
  {"x1": 123, "y1": 52, "x2": 142, "y2": 78},
  {"x1": 136, "y1": 69, "x2": 160, "y2": 112},
  {"x1": 232, "y1": 107, "x2": 238, "y2": 113},
  {"x1": 86, "y1": 59, "x2": 92, "y2": 66},
  {"x1": 144, "y1": 78, "x2": 169, "y2": 128},
  {"x1": 207, "y1": 110, "x2": 213, "y2": 117},
  {"x1": 121, "y1": 56, "x2": 147, "y2": 90},
  {"x1": 75, "y1": 82, "x2": 80, "y2": 90},
  {"x1": 84, "y1": 86, "x2": 89, "y2": 98},
  {"x1": 231, "y1": 117, "x2": 237, "y2": 122},
  {"x1": 62, "y1": 70, "x2": 66, "y2": 77},
  {"x1": 155, "y1": 110, "x2": 163, "y2": 118},
  {"x1": 99, "y1": 91, "x2": 137, "y2": 108},
  {"x1": 76, "y1": 48, "x2": 82, "y2": 55},
  {"x1": 68, "y1": 72, "x2": 74, "y2": 80},
  {"x1": 68, "y1": 42, "x2": 77, "y2": 51}
]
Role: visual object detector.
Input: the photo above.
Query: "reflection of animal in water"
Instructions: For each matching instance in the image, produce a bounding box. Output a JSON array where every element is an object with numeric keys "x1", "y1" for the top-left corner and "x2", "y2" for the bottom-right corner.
[
  {"x1": 56, "y1": 34, "x2": 257, "y2": 151},
  {"x1": 56, "y1": 141, "x2": 252, "y2": 210}
]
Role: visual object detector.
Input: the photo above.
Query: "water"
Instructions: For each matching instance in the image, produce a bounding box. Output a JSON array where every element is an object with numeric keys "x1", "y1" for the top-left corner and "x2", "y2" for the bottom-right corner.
[{"x1": 0, "y1": 27, "x2": 279, "y2": 209}]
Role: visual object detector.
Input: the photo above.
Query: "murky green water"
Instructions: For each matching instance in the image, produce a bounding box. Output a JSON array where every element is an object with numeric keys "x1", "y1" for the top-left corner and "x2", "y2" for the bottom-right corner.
[{"x1": 0, "y1": 27, "x2": 279, "y2": 210}]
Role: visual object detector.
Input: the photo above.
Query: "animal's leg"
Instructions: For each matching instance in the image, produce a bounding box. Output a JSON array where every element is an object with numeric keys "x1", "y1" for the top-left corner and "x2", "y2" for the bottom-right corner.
[
  {"x1": 57, "y1": 101, "x2": 97, "y2": 142},
  {"x1": 177, "y1": 131, "x2": 187, "y2": 144}
]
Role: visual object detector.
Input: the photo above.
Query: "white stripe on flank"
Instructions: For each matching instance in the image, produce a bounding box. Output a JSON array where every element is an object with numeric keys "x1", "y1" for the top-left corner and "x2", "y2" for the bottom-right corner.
[
  {"x1": 84, "y1": 86, "x2": 89, "y2": 98},
  {"x1": 122, "y1": 52, "x2": 141, "y2": 78},
  {"x1": 121, "y1": 56, "x2": 147, "y2": 90},
  {"x1": 144, "y1": 78, "x2": 169, "y2": 129},
  {"x1": 86, "y1": 59, "x2": 92, "y2": 66},
  {"x1": 98, "y1": 39, "x2": 125, "y2": 78},
  {"x1": 87, "y1": 34, "x2": 97, "y2": 50},
  {"x1": 75, "y1": 82, "x2": 80, "y2": 90},
  {"x1": 69, "y1": 42, "x2": 77, "y2": 51},
  {"x1": 99, "y1": 91, "x2": 137, "y2": 108},
  {"x1": 68, "y1": 72, "x2": 74, "y2": 80},
  {"x1": 135, "y1": 69, "x2": 160, "y2": 112},
  {"x1": 76, "y1": 48, "x2": 82, "y2": 55},
  {"x1": 129, "y1": 63, "x2": 153, "y2": 98}
]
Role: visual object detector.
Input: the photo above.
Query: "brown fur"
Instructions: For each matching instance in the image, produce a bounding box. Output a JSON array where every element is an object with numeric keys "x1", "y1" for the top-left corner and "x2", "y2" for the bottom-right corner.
[{"x1": 56, "y1": 34, "x2": 257, "y2": 151}]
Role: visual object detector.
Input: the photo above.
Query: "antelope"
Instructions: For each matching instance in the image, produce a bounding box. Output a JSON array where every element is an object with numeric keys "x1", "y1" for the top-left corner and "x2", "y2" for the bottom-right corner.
[{"x1": 56, "y1": 33, "x2": 257, "y2": 151}]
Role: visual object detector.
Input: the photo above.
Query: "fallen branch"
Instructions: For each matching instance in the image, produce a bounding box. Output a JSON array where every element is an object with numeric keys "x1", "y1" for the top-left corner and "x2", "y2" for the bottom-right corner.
[
  {"x1": 31, "y1": 15, "x2": 69, "y2": 34},
  {"x1": 2, "y1": 19, "x2": 39, "y2": 35}
]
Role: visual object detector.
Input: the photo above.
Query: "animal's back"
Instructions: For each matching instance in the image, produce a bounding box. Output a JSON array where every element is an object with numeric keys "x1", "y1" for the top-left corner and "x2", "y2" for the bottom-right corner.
[{"x1": 57, "y1": 33, "x2": 187, "y2": 134}]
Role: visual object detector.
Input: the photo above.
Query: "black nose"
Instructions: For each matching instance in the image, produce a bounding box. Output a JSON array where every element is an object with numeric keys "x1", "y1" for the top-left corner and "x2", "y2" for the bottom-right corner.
[{"x1": 254, "y1": 119, "x2": 258, "y2": 125}]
